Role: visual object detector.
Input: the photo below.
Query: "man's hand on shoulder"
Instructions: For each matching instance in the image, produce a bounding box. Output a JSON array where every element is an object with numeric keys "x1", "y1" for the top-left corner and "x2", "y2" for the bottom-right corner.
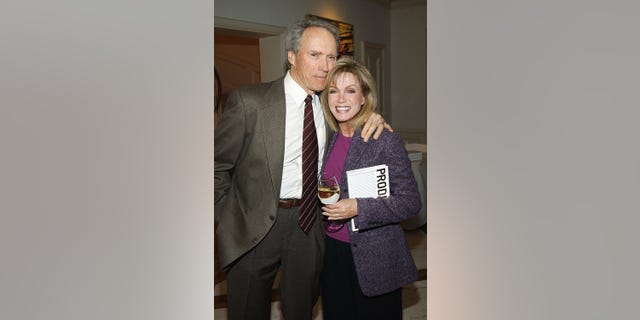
[{"x1": 361, "y1": 113, "x2": 393, "y2": 142}]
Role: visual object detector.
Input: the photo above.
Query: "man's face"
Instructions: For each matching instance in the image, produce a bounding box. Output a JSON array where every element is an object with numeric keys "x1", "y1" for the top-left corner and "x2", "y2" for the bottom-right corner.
[{"x1": 288, "y1": 27, "x2": 338, "y2": 94}]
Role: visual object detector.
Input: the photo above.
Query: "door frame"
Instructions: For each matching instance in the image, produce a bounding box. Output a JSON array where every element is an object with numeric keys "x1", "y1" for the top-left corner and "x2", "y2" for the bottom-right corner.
[
  {"x1": 214, "y1": 17, "x2": 286, "y2": 82},
  {"x1": 360, "y1": 41, "x2": 387, "y2": 118}
]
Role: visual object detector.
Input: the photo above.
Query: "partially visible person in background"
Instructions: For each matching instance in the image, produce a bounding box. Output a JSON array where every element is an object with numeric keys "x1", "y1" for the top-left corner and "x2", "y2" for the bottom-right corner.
[
  {"x1": 213, "y1": 68, "x2": 222, "y2": 126},
  {"x1": 319, "y1": 58, "x2": 421, "y2": 320}
]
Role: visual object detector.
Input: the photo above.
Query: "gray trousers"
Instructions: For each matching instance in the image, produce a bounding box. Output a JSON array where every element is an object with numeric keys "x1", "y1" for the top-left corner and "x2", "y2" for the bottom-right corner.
[{"x1": 226, "y1": 206, "x2": 325, "y2": 320}]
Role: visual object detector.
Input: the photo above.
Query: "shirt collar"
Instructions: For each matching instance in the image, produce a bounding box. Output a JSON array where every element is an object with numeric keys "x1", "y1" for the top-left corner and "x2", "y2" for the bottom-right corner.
[{"x1": 285, "y1": 71, "x2": 315, "y2": 107}]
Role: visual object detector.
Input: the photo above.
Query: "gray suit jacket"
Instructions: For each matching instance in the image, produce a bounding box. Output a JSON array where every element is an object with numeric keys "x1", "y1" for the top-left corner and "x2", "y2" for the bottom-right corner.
[
  {"x1": 214, "y1": 77, "x2": 327, "y2": 270},
  {"x1": 324, "y1": 129, "x2": 421, "y2": 296},
  {"x1": 214, "y1": 77, "x2": 288, "y2": 270}
]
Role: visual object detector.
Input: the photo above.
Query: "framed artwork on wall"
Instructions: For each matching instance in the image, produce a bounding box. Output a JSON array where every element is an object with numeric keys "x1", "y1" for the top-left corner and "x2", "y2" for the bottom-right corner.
[{"x1": 307, "y1": 14, "x2": 354, "y2": 58}]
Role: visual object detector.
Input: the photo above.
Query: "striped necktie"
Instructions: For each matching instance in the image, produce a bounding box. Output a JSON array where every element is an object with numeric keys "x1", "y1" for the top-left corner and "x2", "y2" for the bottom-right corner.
[{"x1": 298, "y1": 94, "x2": 318, "y2": 233}]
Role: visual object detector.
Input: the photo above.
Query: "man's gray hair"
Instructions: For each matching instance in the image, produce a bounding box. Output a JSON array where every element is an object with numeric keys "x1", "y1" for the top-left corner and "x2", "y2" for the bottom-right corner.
[{"x1": 284, "y1": 15, "x2": 340, "y2": 69}]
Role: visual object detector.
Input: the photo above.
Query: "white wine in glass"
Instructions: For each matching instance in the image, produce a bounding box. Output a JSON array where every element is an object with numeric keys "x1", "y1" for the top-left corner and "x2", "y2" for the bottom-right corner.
[{"x1": 317, "y1": 175, "x2": 340, "y2": 204}]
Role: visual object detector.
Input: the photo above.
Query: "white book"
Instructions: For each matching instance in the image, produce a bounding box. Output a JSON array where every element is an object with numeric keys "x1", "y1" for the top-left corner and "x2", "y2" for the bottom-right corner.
[{"x1": 346, "y1": 164, "x2": 390, "y2": 232}]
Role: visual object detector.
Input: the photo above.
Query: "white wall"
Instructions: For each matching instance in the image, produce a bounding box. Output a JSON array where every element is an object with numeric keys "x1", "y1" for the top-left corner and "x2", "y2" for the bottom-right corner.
[
  {"x1": 1, "y1": 1, "x2": 213, "y2": 319},
  {"x1": 214, "y1": 0, "x2": 390, "y2": 50},
  {"x1": 428, "y1": 1, "x2": 640, "y2": 319},
  {"x1": 391, "y1": 1, "x2": 427, "y2": 140}
]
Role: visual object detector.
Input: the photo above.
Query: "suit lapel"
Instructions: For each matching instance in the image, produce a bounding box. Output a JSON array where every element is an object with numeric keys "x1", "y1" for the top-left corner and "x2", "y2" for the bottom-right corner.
[
  {"x1": 324, "y1": 129, "x2": 368, "y2": 174},
  {"x1": 261, "y1": 78, "x2": 286, "y2": 196},
  {"x1": 343, "y1": 131, "x2": 367, "y2": 172}
]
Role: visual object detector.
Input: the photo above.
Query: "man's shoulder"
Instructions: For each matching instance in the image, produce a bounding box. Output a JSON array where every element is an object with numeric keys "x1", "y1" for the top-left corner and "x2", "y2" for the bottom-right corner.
[{"x1": 234, "y1": 77, "x2": 285, "y2": 96}]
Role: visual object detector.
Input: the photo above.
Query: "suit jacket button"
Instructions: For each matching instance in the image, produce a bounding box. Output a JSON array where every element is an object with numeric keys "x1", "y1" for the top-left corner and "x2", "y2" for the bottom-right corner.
[
  {"x1": 269, "y1": 215, "x2": 275, "y2": 221},
  {"x1": 351, "y1": 243, "x2": 358, "y2": 248}
]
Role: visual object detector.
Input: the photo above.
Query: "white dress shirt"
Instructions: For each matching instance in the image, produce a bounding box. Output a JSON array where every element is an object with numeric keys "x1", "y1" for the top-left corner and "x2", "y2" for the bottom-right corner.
[{"x1": 279, "y1": 71, "x2": 327, "y2": 199}]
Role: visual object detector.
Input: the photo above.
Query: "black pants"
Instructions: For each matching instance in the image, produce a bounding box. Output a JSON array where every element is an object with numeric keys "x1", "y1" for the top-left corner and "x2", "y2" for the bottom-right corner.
[{"x1": 321, "y1": 236, "x2": 402, "y2": 320}]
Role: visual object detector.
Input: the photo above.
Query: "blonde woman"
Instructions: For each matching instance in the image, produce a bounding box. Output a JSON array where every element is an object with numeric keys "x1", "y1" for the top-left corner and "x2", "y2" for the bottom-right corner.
[{"x1": 319, "y1": 58, "x2": 421, "y2": 319}]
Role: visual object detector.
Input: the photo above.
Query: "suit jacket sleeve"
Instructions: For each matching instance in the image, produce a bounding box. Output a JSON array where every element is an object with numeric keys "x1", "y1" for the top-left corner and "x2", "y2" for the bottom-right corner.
[
  {"x1": 351, "y1": 132, "x2": 421, "y2": 231},
  {"x1": 214, "y1": 90, "x2": 245, "y2": 224}
]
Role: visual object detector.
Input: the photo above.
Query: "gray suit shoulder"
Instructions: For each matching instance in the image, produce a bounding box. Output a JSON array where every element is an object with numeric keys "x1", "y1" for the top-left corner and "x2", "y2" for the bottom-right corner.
[{"x1": 234, "y1": 76, "x2": 285, "y2": 97}]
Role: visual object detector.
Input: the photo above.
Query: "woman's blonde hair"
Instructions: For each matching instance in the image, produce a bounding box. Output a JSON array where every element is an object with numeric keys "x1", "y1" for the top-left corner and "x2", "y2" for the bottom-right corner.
[{"x1": 320, "y1": 58, "x2": 379, "y2": 132}]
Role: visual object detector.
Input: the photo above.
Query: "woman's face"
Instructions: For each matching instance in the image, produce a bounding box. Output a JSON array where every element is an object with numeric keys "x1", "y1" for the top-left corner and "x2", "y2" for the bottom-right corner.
[{"x1": 327, "y1": 72, "x2": 365, "y2": 125}]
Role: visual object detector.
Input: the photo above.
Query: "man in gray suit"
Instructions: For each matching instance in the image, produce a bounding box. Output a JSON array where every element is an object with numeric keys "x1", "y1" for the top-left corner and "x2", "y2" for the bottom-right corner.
[{"x1": 214, "y1": 16, "x2": 388, "y2": 319}]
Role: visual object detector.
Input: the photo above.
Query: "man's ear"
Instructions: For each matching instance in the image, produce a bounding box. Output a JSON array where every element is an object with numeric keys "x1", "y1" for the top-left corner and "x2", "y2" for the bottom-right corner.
[{"x1": 287, "y1": 51, "x2": 296, "y2": 68}]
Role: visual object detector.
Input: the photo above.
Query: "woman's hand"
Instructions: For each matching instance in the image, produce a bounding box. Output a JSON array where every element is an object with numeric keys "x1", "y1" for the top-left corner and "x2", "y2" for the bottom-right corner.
[{"x1": 322, "y1": 198, "x2": 358, "y2": 220}]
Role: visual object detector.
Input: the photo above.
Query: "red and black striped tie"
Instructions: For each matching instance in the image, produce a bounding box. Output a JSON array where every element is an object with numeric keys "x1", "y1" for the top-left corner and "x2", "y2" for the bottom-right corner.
[{"x1": 298, "y1": 94, "x2": 318, "y2": 233}]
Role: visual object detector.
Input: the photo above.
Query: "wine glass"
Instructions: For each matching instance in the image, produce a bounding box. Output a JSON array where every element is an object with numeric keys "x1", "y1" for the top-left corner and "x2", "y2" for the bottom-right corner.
[
  {"x1": 317, "y1": 175, "x2": 340, "y2": 205},
  {"x1": 317, "y1": 175, "x2": 344, "y2": 232}
]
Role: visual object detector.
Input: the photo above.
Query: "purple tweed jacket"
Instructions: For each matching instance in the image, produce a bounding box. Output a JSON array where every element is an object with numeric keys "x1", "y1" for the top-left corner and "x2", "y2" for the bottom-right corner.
[{"x1": 323, "y1": 129, "x2": 421, "y2": 296}]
